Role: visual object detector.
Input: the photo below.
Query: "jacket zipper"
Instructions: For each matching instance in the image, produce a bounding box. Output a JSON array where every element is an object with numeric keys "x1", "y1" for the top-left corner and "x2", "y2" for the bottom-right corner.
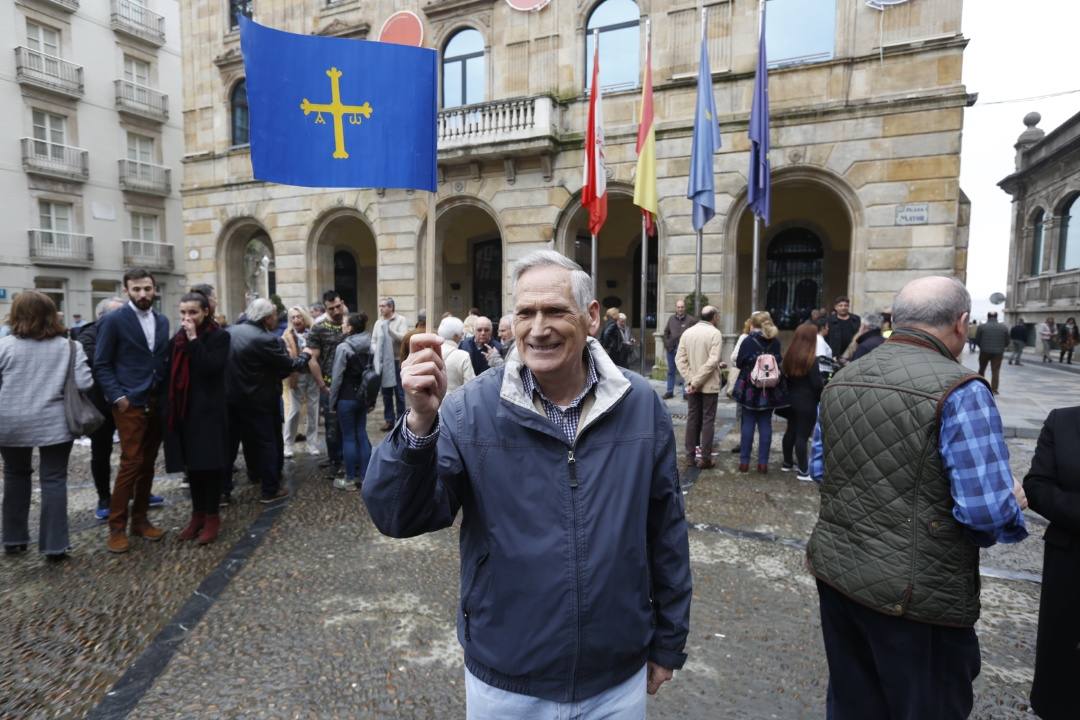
[
  {"x1": 463, "y1": 552, "x2": 488, "y2": 642},
  {"x1": 567, "y1": 447, "x2": 580, "y2": 699}
]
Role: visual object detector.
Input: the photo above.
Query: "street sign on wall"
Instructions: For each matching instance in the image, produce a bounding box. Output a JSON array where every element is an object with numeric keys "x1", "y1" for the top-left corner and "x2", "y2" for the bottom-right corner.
[{"x1": 895, "y1": 203, "x2": 929, "y2": 226}]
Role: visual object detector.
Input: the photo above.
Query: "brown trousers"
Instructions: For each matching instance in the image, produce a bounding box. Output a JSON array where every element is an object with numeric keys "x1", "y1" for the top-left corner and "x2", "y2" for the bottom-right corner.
[
  {"x1": 109, "y1": 400, "x2": 162, "y2": 532},
  {"x1": 685, "y1": 392, "x2": 719, "y2": 458},
  {"x1": 978, "y1": 352, "x2": 1003, "y2": 394}
]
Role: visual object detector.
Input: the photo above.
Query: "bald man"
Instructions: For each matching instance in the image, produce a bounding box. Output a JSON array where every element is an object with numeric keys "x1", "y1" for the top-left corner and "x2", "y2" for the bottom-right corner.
[
  {"x1": 674, "y1": 305, "x2": 724, "y2": 469},
  {"x1": 807, "y1": 275, "x2": 1028, "y2": 719}
]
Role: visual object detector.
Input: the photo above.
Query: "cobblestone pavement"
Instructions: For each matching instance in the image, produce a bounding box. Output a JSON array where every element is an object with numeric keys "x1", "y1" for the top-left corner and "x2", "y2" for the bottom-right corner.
[{"x1": 0, "y1": 384, "x2": 1067, "y2": 719}]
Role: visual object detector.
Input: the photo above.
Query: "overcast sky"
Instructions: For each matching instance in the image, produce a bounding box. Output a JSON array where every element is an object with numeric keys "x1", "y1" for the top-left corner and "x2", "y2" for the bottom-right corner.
[{"x1": 960, "y1": 1, "x2": 1080, "y2": 312}]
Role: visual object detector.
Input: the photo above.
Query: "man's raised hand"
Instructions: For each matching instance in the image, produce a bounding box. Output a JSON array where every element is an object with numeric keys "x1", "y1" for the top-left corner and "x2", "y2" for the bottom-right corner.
[{"x1": 402, "y1": 333, "x2": 447, "y2": 436}]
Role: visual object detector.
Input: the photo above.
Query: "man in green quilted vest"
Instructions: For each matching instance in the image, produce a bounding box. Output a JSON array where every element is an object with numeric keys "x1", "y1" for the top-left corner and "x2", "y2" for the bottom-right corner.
[{"x1": 806, "y1": 276, "x2": 1029, "y2": 719}]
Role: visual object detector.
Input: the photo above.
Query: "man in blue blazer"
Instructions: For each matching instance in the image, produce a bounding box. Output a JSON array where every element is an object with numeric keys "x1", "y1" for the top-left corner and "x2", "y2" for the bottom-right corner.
[{"x1": 94, "y1": 268, "x2": 170, "y2": 554}]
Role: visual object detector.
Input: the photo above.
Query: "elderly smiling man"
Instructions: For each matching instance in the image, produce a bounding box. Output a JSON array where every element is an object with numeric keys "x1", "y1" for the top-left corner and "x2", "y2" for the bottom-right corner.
[{"x1": 363, "y1": 250, "x2": 691, "y2": 719}]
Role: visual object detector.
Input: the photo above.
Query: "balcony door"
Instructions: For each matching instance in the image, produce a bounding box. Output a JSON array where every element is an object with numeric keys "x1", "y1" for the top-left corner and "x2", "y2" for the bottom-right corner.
[
  {"x1": 131, "y1": 212, "x2": 158, "y2": 242},
  {"x1": 39, "y1": 200, "x2": 72, "y2": 250},
  {"x1": 124, "y1": 56, "x2": 152, "y2": 105},
  {"x1": 26, "y1": 21, "x2": 61, "y2": 76},
  {"x1": 127, "y1": 132, "x2": 155, "y2": 180},
  {"x1": 32, "y1": 109, "x2": 66, "y2": 161}
]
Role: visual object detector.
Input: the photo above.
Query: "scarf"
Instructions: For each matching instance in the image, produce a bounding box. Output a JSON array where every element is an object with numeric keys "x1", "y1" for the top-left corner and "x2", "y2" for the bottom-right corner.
[{"x1": 168, "y1": 318, "x2": 219, "y2": 431}]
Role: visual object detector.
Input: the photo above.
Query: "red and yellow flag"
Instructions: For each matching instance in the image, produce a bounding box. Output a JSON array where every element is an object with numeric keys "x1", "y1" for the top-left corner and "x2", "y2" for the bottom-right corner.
[{"x1": 633, "y1": 29, "x2": 657, "y2": 237}]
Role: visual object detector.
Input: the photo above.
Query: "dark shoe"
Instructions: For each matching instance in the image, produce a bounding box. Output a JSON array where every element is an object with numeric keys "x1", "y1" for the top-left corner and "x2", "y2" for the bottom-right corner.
[
  {"x1": 131, "y1": 522, "x2": 166, "y2": 542},
  {"x1": 738, "y1": 464, "x2": 749, "y2": 473},
  {"x1": 219, "y1": 493, "x2": 232, "y2": 508},
  {"x1": 379, "y1": 421, "x2": 394, "y2": 432},
  {"x1": 197, "y1": 515, "x2": 221, "y2": 545},
  {"x1": 696, "y1": 458, "x2": 715, "y2": 470},
  {"x1": 45, "y1": 552, "x2": 68, "y2": 563},
  {"x1": 757, "y1": 464, "x2": 768, "y2": 474},
  {"x1": 730, "y1": 447, "x2": 741, "y2": 454},
  {"x1": 260, "y1": 487, "x2": 290, "y2": 504},
  {"x1": 780, "y1": 463, "x2": 794, "y2": 472},
  {"x1": 662, "y1": 392, "x2": 674, "y2": 400},
  {"x1": 107, "y1": 530, "x2": 129, "y2": 554},
  {"x1": 178, "y1": 512, "x2": 206, "y2": 542},
  {"x1": 149, "y1": 494, "x2": 165, "y2": 508},
  {"x1": 295, "y1": 433, "x2": 306, "y2": 443},
  {"x1": 4, "y1": 544, "x2": 28, "y2": 556},
  {"x1": 318, "y1": 459, "x2": 334, "y2": 469}
]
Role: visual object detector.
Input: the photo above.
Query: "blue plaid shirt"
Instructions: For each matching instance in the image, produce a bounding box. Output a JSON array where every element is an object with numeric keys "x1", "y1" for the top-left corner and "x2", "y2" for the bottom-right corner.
[
  {"x1": 402, "y1": 351, "x2": 600, "y2": 448},
  {"x1": 810, "y1": 379, "x2": 1027, "y2": 547}
]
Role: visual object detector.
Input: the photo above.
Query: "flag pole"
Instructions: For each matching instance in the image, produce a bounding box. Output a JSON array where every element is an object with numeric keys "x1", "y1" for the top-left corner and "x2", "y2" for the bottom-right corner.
[
  {"x1": 694, "y1": 6, "x2": 707, "y2": 316},
  {"x1": 591, "y1": 232, "x2": 598, "y2": 301},
  {"x1": 639, "y1": 18, "x2": 650, "y2": 376},
  {"x1": 426, "y1": 191, "x2": 437, "y2": 322},
  {"x1": 750, "y1": 0, "x2": 764, "y2": 312}
]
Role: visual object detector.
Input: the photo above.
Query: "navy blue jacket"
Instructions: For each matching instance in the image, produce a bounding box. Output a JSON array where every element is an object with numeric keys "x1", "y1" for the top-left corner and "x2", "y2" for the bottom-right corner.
[
  {"x1": 93, "y1": 304, "x2": 169, "y2": 407},
  {"x1": 363, "y1": 340, "x2": 692, "y2": 703},
  {"x1": 459, "y1": 336, "x2": 503, "y2": 376}
]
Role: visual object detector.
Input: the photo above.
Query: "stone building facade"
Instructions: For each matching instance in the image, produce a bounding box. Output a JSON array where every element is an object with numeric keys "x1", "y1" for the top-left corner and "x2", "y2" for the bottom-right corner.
[
  {"x1": 0, "y1": 0, "x2": 185, "y2": 321},
  {"x1": 180, "y1": 0, "x2": 972, "y2": 361},
  {"x1": 999, "y1": 111, "x2": 1080, "y2": 329}
]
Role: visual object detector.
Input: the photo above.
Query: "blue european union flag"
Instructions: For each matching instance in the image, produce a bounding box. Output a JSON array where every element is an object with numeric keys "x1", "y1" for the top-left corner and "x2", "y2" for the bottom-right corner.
[{"x1": 239, "y1": 17, "x2": 437, "y2": 191}]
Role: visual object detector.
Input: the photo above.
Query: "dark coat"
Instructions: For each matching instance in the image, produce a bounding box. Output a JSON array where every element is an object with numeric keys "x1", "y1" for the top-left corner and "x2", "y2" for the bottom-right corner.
[
  {"x1": 826, "y1": 313, "x2": 861, "y2": 358},
  {"x1": 165, "y1": 327, "x2": 231, "y2": 473},
  {"x1": 459, "y1": 336, "x2": 504, "y2": 376},
  {"x1": 93, "y1": 304, "x2": 170, "y2": 407},
  {"x1": 733, "y1": 332, "x2": 787, "y2": 409},
  {"x1": 225, "y1": 321, "x2": 310, "y2": 412},
  {"x1": 75, "y1": 320, "x2": 108, "y2": 412},
  {"x1": 851, "y1": 328, "x2": 885, "y2": 361},
  {"x1": 600, "y1": 319, "x2": 627, "y2": 367},
  {"x1": 1024, "y1": 406, "x2": 1080, "y2": 719}
]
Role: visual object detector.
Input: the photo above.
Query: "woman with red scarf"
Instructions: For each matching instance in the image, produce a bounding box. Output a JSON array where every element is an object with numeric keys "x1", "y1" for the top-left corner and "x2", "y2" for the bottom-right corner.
[{"x1": 167, "y1": 289, "x2": 230, "y2": 544}]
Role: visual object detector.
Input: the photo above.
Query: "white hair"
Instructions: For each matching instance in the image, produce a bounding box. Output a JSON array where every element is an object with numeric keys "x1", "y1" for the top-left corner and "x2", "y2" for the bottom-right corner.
[
  {"x1": 892, "y1": 277, "x2": 970, "y2": 329},
  {"x1": 438, "y1": 316, "x2": 465, "y2": 341},
  {"x1": 499, "y1": 313, "x2": 513, "y2": 328},
  {"x1": 862, "y1": 312, "x2": 883, "y2": 330},
  {"x1": 246, "y1": 298, "x2": 276, "y2": 323},
  {"x1": 511, "y1": 250, "x2": 593, "y2": 312},
  {"x1": 96, "y1": 296, "x2": 125, "y2": 320}
]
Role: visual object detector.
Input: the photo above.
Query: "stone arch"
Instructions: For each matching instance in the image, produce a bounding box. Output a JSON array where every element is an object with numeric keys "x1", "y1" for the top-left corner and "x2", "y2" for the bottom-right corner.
[
  {"x1": 723, "y1": 165, "x2": 863, "y2": 332},
  {"x1": 416, "y1": 195, "x2": 506, "y2": 318},
  {"x1": 307, "y1": 206, "x2": 379, "y2": 316},
  {"x1": 216, "y1": 216, "x2": 274, "y2": 321}
]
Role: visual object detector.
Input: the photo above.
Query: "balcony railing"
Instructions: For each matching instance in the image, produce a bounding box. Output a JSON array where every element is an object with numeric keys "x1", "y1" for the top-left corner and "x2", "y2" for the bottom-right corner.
[
  {"x1": 111, "y1": 0, "x2": 166, "y2": 47},
  {"x1": 437, "y1": 96, "x2": 557, "y2": 155},
  {"x1": 21, "y1": 138, "x2": 89, "y2": 182},
  {"x1": 28, "y1": 230, "x2": 94, "y2": 267},
  {"x1": 118, "y1": 159, "x2": 171, "y2": 195},
  {"x1": 115, "y1": 79, "x2": 169, "y2": 122},
  {"x1": 14, "y1": 46, "x2": 84, "y2": 98},
  {"x1": 122, "y1": 239, "x2": 174, "y2": 271}
]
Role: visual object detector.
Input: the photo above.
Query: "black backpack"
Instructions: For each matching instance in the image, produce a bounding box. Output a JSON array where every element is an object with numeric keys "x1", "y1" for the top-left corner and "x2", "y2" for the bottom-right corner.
[{"x1": 345, "y1": 348, "x2": 380, "y2": 409}]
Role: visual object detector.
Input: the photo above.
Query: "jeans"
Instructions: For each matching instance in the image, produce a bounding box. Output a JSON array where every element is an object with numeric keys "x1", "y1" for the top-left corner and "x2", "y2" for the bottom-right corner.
[
  {"x1": 2, "y1": 442, "x2": 73, "y2": 554},
  {"x1": 665, "y1": 348, "x2": 684, "y2": 395},
  {"x1": 818, "y1": 579, "x2": 979, "y2": 720},
  {"x1": 228, "y1": 404, "x2": 284, "y2": 498},
  {"x1": 465, "y1": 664, "x2": 646, "y2": 720},
  {"x1": 382, "y1": 361, "x2": 406, "y2": 424},
  {"x1": 782, "y1": 406, "x2": 816, "y2": 472},
  {"x1": 319, "y1": 392, "x2": 342, "y2": 464},
  {"x1": 284, "y1": 374, "x2": 320, "y2": 448},
  {"x1": 110, "y1": 400, "x2": 162, "y2": 532},
  {"x1": 1009, "y1": 339, "x2": 1025, "y2": 365},
  {"x1": 740, "y1": 408, "x2": 773, "y2": 465},
  {"x1": 337, "y1": 398, "x2": 372, "y2": 483},
  {"x1": 89, "y1": 405, "x2": 117, "y2": 508}
]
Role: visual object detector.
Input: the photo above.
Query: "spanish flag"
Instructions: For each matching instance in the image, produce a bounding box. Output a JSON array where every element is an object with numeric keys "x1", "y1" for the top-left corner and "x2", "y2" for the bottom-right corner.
[{"x1": 633, "y1": 26, "x2": 657, "y2": 237}]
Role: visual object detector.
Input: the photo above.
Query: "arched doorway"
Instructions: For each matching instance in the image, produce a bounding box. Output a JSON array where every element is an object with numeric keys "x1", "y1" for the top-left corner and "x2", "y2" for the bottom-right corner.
[
  {"x1": 734, "y1": 176, "x2": 853, "y2": 327},
  {"x1": 218, "y1": 220, "x2": 275, "y2": 322},
  {"x1": 418, "y1": 200, "x2": 503, "y2": 319},
  {"x1": 560, "y1": 193, "x2": 657, "y2": 365},
  {"x1": 310, "y1": 210, "x2": 377, "y2": 316}
]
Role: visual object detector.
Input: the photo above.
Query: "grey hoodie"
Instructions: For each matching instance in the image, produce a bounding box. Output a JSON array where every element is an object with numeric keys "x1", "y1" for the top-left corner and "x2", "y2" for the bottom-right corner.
[{"x1": 329, "y1": 332, "x2": 374, "y2": 409}]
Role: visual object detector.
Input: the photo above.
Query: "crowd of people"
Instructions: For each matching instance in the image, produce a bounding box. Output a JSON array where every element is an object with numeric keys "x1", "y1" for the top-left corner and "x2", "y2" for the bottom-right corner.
[{"x1": 1, "y1": 250, "x2": 1076, "y2": 719}]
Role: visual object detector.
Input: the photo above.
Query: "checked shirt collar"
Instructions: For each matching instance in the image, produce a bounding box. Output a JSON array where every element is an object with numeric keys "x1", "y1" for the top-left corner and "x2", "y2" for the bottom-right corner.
[{"x1": 519, "y1": 350, "x2": 599, "y2": 444}]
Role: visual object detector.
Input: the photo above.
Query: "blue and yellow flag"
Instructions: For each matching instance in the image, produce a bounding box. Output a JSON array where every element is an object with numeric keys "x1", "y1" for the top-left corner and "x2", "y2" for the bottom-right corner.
[{"x1": 239, "y1": 18, "x2": 437, "y2": 191}]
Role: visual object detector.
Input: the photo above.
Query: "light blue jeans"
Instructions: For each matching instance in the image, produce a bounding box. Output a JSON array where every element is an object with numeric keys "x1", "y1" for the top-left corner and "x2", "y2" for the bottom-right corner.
[{"x1": 465, "y1": 664, "x2": 646, "y2": 720}]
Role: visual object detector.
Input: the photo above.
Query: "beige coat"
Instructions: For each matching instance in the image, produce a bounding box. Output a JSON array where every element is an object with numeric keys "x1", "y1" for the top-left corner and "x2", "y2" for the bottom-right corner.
[
  {"x1": 675, "y1": 321, "x2": 724, "y2": 394},
  {"x1": 443, "y1": 339, "x2": 475, "y2": 394}
]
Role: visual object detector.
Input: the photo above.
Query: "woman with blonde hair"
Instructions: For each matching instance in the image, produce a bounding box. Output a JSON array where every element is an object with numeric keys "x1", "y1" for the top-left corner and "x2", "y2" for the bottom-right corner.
[
  {"x1": 282, "y1": 305, "x2": 320, "y2": 457},
  {"x1": 0, "y1": 291, "x2": 93, "y2": 559},
  {"x1": 732, "y1": 310, "x2": 788, "y2": 473}
]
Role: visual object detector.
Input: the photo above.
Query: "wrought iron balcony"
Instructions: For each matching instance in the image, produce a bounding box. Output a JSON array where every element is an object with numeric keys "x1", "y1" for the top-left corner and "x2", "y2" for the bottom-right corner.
[
  {"x1": 111, "y1": 0, "x2": 166, "y2": 47},
  {"x1": 14, "y1": 46, "x2": 84, "y2": 98},
  {"x1": 437, "y1": 95, "x2": 558, "y2": 162},
  {"x1": 28, "y1": 230, "x2": 94, "y2": 267},
  {"x1": 21, "y1": 138, "x2": 89, "y2": 182},
  {"x1": 118, "y1": 159, "x2": 171, "y2": 196},
  {"x1": 122, "y1": 239, "x2": 174, "y2": 271},
  {"x1": 115, "y1": 80, "x2": 169, "y2": 122}
]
